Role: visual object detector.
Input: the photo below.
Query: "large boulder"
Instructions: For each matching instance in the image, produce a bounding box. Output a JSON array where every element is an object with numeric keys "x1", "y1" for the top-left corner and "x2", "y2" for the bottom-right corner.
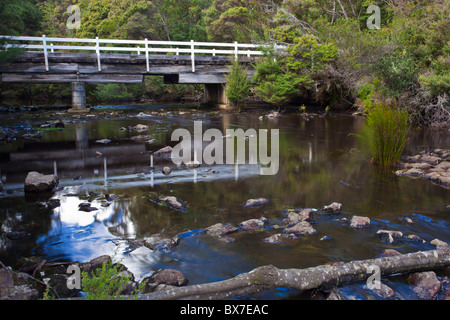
[{"x1": 24, "y1": 171, "x2": 59, "y2": 193}]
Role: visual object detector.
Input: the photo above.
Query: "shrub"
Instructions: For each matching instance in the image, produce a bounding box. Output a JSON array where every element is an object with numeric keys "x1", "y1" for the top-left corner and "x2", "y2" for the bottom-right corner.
[
  {"x1": 253, "y1": 34, "x2": 337, "y2": 106},
  {"x1": 81, "y1": 260, "x2": 130, "y2": 300},
  {"x1": 373, "y1": 51, "x2": 419, "y2": 98},
  {"x1": 419, "y1": 55, "x2": 450, "y2": 97},
  {"x1": 225, "y1": 58, "x2": 251, "y2": 107}
]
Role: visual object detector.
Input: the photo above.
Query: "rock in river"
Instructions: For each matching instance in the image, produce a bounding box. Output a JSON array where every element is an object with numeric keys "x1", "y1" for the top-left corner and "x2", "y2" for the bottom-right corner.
[
  {"x1": 6, "y1": 231, "x2": 31, "y2": 240},
  {"x1": 263, "y1": 233, "x2": 297, "y2": 244},
  {"x1": 153, "y1": 146, "x2": 173, "y2": 157},
  {"x1": 321, "y1": 202, "x2": 342, "y2": 214},
  {"x1": 146, "y1": 269, "x2": 188, "y2": 287},
  {"x1": 283, "y1": 221, "x2": 317, "y2": 236},
  {"x1": 376, "y1": 230, "x2": 403, "y2": 244},
  {"x1": 396, "y1": 149, "x2": 450, "y2": 188},
  {"x1": 408, "y1": 271, "x2": 441, "y2": 300},
  {"x1": 133, "y1": 124, "x2": 149, "y2": 131},
  {"x1": 349, "y1": 216, "x2": 371, "y2": 229},
  {"x1": 284, "y1": 208, "x2": 315, "y2": 225},
  {"x1": 95, "y1": 138, "x2": 111, "y2": 144},
  {"x1": 24, "y1": 171, "x2": 59, "y2": 193},
  {"x1": 430, "y1": 238, "x2": 448, "y2": 248},
  {"x1": 239, "y1": 217, "x2": 267, "y2": 231},
  {"x1": 157, "y1": 196, "x2": 188, "y2": 213},
  {"x1": 105, "y1": 193, "x2": 119, "y2": 201},
  {"x1": 204, "y1": 223, "x2": 238, "y2": 237},
  {"x1": 242, "y1": 197, "x2": 269, "y2": 207}
]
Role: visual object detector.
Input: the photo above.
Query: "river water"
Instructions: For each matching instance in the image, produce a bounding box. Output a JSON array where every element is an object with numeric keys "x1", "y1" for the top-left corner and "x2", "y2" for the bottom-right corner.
[{"x1": 0, "y1": 104, "x2": 449, "y2": 299}]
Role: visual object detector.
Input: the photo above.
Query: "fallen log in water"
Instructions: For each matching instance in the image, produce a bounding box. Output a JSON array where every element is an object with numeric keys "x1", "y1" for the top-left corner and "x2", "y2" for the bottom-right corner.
[{"x1": 136, "y1": 247, "x2": 450, "y2": 300}]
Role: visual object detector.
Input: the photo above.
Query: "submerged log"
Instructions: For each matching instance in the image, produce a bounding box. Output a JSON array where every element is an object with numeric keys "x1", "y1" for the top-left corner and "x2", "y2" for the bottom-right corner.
[{"x1": 136, "y1": 247, "x2": 450, "y2": 300}]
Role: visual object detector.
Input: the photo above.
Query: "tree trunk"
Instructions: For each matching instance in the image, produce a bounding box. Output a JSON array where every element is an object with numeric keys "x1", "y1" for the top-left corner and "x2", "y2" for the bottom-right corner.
[{"x1": 137, "y1": 247, "x2": 450, "y2": 300}]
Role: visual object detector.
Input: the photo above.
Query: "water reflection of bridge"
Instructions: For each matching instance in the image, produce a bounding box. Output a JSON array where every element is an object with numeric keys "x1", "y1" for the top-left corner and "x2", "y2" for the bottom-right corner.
[{"x1": 0, "y1": 120, "x2": 261, "y2": 189}]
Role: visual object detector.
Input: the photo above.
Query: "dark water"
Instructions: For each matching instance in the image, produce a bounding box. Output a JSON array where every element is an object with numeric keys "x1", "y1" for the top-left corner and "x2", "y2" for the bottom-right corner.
[{"x1": 0, "y1": 105, "x2": 449, "y2": 299}]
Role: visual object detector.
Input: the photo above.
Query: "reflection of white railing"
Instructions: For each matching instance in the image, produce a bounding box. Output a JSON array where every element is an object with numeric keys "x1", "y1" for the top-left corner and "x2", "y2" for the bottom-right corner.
[{"x1": 1, "y1": 35, "x2": 283, "y2": 73}]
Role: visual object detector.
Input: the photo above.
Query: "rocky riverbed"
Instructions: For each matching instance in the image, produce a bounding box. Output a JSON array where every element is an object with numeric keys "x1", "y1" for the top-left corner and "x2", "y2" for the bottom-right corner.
[
  {"x1": 395, "y1": 149, "x2": 450, "y2": 188},
  {"x1": 1, "y1": 195, "x2": 448, "y2": 300}
]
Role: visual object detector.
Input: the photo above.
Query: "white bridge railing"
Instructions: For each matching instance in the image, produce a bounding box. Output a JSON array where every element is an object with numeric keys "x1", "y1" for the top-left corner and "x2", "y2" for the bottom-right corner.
[{"x1": 1, "y1": 35, "x2": 282, "y2": 73}]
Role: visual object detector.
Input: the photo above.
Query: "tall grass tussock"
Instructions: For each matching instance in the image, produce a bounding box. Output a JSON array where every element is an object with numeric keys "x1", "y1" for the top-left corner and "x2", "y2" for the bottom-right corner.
[{"x1": 358, "y1": 102, "x2": 410, "y2": 166}]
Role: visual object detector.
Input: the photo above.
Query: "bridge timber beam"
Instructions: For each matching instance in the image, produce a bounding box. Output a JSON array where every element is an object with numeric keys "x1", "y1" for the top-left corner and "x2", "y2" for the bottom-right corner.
[{"x1": 1, "y1": 73, "x2": 143, "y2": 83}]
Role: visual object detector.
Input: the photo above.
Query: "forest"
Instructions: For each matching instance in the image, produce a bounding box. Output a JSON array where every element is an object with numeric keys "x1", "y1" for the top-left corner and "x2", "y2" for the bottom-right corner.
[{"x1": 0, "y1": 0, "x2": 449, "y2": 125}]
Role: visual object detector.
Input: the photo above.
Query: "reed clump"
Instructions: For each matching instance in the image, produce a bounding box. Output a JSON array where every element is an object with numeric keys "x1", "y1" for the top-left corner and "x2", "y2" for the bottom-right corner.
[{"x1": 358, "y1": 102, "x2": 410, "y2": 166}]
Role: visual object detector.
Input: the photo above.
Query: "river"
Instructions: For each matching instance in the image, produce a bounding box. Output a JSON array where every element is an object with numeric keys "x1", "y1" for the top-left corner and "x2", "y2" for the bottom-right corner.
[{"x1": 0, "y1": 104, "x2": 449, "y2": 299}]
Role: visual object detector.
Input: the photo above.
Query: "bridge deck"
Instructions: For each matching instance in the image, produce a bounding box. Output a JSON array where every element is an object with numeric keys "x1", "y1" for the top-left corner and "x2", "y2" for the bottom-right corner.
[{"x1": 0, "y1": 52, "x2": 257, "y2": 84}]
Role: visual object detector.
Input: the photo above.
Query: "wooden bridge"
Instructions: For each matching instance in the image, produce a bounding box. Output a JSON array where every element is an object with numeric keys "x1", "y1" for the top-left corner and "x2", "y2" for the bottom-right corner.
[{"x1": 0, "y1": 36, "x2": 279, "y2": 110}]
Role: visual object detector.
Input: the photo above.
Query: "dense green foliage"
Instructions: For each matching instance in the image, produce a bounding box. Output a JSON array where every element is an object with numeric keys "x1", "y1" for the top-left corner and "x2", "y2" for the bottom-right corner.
[
  {"x1": 254, "y1": 34, "x2": 337, "y2": 105},
  {"x1": 0, "y1": 0, "x2": 41, "y2": 36},
  {"x1": 81, "y1": 260, "x2": 131, "y2": 300},
  {"x1": 0, "y1": 0, "x2": 448, "y2": 124}
]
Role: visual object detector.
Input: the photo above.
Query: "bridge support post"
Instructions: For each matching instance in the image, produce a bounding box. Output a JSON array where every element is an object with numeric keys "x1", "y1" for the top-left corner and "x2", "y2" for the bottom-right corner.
[
  {"x1": 204, "y1": 84, "x2": 229, "y2": 108},
  {"x1": 68, "y1": 82, "x2": 89, "y2": 113}
]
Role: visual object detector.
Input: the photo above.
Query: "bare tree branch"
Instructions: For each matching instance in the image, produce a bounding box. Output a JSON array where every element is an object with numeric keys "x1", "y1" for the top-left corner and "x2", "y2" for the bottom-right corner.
[
  {"x1": 336, "y1": 0, "x2": 349, "y2": 19},
  {"x1": 276, "y1": 6, "x2": 318, "y2": 36}
]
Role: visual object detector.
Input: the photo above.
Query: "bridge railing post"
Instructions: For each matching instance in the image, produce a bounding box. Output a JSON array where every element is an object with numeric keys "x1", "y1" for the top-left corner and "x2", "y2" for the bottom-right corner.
[
  {"x1": 190, "y1": 40, "x2": 195, "y2": 72},
  {"x1": 42, "y1": 35, "x2": 49, "y2": 71},
  {"x1": 95, "y1": 36, "x2": 101, "y2": 72},
  {"x1": 145, "y1": 38, "x2": 149, "y2": 72}
]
